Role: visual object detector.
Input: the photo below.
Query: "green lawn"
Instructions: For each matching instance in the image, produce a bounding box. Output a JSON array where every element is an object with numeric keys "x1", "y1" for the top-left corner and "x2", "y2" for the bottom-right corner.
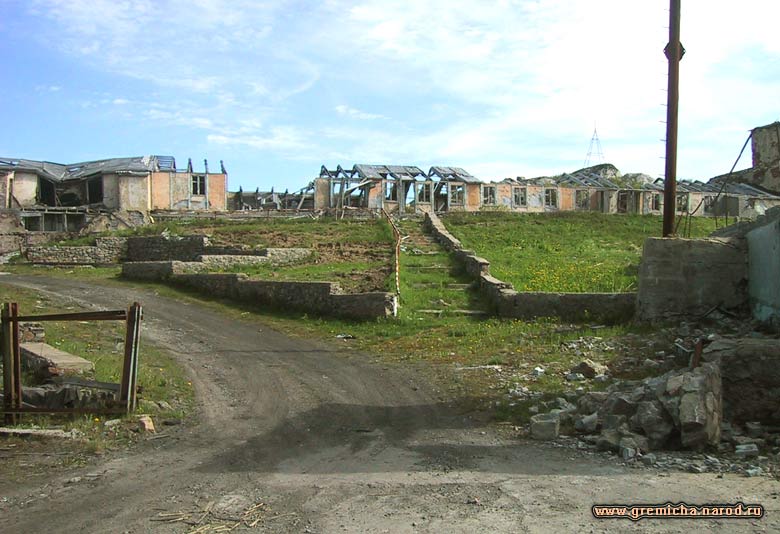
[{"x1": 443, "y1": 212, "x2": 718, "y2": 293}]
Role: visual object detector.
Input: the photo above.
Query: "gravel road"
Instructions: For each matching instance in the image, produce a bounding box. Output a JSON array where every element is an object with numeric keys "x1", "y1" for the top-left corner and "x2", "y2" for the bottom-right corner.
[{"x1": 0, "y1": 275, "x2": 776, "y2": 533}]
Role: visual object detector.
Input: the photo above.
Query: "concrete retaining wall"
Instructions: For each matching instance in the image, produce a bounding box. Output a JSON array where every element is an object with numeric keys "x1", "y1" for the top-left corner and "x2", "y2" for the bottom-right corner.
[
  {"x1": 121, "y1": 262, "x2": 396, "y2": 320},
  {"x1": 636, "y1": 237, "x2": 748, "y2": 321},
  {"x1": 196, "y1": 248, "x2": 313, "y2": 269},
  {"x1": 746, "y1": 217, "x2": 780, "y2": 328},
  {"x1": 25, "y1": 237, "x2": 128, "y2": 265},
  {"x1": 425, "y1": 212, "x2": 635, "y2": 322}
]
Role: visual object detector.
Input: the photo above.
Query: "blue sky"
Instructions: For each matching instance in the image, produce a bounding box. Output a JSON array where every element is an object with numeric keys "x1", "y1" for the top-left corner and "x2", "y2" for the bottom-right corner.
[{"x1": 1, "y1": 0, "x2": 778, "y2": 191}]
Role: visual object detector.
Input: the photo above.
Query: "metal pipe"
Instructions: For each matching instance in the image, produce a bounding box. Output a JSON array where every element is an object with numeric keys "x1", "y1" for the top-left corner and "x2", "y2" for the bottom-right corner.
[{"x1": 663, "y1": 0, "x2": 683, "y2": 236}]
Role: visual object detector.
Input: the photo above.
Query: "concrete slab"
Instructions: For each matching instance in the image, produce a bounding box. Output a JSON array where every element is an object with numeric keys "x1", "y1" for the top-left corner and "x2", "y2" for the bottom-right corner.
[{"x1": 20, "y1": 342, "x2": 95, "y2": 376}]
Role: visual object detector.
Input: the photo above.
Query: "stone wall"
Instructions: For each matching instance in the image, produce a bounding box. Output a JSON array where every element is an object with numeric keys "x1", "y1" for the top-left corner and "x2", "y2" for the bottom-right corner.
[
  {"x1": 196, "y1": 248, "x2": 313, "y2": 269},
  {"x1": 25, "y1": 237, "x2": 128, "y2": 265},
  {"x1": 636, "y1": 237, "x2": 748, "y2": 321},
  {"x1": 126, "y1": 235, "x2": 209, "y2": 261},
  {"x1": 121, "y1": 261, "x2": 397, "y2": 320},
  {"x1": 425, "y1": 212, "x2": 636, "y2": 323}
]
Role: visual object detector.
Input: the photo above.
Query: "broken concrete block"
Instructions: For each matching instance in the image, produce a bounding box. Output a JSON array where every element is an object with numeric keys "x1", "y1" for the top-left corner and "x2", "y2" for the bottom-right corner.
[
  {"x1": 570, "y1": 359, "x2": 608, "y2": 379},
  {"x1": 20, "y1": 342, "x2": 94, "y2": 378},
  {"x1": 530, "y1": 413, "x2": 560, "y2": 440},
  {"x1": 137, "y1": 415, "x2": 155, "y2": 433}
]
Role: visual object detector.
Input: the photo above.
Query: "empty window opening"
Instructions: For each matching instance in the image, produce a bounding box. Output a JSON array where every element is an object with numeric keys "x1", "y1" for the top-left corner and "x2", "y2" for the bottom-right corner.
[
  {"x1": 544, "y1": 188, "x2": 558, "y2": 208},
  {"x1": 513, "y1": 187, "x2": 527, "y2": 207},
  {"x1": 39, "y1": 179, "x2": 56, "y2": 206},
  {"x1": 384, "y1": 180, "x2": 398, "y2": 202},
  {"x1": 87, "y1": 177, "x2": 103, "y2": 204},
  {"x1": 418, "y1": 182, "x2": 432, "y2": 203},
  {"x1": 575, "y1": 190, "x2": 589, "y2": 210},
  {"x1": 676, "y1": 193, "x2": 689, "y2": 212},
  {"x1": 482, "y1": 186, "x2": 496, "y2": 205},
  {"x1": 704, "y1": 196, "x2": 717, "y2": 214},
  {"x1": 652, "y1": 194, "x2": 662, "y2": 211},
  {"x1": 450, "y1": 184, "x2": 464, "y2": 205},
  {"x1": 192, "y1": 175, "x2": 206, "y2": 195}
]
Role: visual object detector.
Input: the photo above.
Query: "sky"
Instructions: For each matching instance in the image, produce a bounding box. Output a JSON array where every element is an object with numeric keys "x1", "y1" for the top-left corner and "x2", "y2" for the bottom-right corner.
[{"x1": 0, "y1": 0, "x2": 778, "y2": 191}]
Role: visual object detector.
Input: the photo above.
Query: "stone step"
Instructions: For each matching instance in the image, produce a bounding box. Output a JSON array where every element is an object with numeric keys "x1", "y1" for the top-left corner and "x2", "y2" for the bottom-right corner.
[
  {"x1": 416, "y1": 309, "x2": 489, "y2": 317},
  {"x1": 410, "y1": 283, "x2": 472, "y2": 290},
  {"x1": 20, "y1": 342, "x2": 95, "y2": 377}
]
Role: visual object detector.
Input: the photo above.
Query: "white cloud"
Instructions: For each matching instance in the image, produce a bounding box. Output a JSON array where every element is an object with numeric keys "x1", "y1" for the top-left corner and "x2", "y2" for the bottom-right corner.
[{"x1": 335, "y1": 105, "x2": 384, "y2": 120}]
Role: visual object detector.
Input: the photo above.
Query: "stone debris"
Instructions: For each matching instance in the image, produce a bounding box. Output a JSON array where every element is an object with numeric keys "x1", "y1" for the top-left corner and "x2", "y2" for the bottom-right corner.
[
  {"x1": 569, "y1": 359, "x2": 609, "y2": 379},
  {"x1": 564, "y1": 372, "x2": 586, "y2": 382},
  {"x1": 531, "y1": 366, "x2": 546, "y2": 377},
  {"x1": 137, "y1": 415, "x2": 156, "y2": 433},
  {"x1": 530, "y1": 363, "x2": 722, "y2": 453},
  {"x1": 735, "y1": 443, "x2": 759, "y2": 458}
]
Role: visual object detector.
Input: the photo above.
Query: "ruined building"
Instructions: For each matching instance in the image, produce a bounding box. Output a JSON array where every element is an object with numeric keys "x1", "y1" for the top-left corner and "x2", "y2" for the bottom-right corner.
[
  {"x1": 710, "y1": 121, "x2": 780, "y2": 196},
  {"x1": 0, "y1": 156, "x2": 227, "y2": 231},
  {"x1": 293, "y1": 163, "x2": 780, "y2": 217}
]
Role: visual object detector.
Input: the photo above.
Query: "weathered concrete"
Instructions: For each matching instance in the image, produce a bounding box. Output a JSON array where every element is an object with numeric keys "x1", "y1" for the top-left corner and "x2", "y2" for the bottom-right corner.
[
  {"x1": 636, "y1": 237, "x2": 748, "y2": 321},
  {"x1": 746, "y1": 217, "x2": 780, "y2": 327},
  {"x1": 20, "y1": 342, "x2": 95, "y2": 377},
  {"x1": 121, "y1": 262, "x2": 397, "y2": 320}
]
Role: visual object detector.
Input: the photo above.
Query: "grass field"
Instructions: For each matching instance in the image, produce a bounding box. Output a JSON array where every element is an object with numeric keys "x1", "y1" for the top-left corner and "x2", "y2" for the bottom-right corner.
[{"x1": 443, "y1": 212, "x2": 719, "y2": 293}]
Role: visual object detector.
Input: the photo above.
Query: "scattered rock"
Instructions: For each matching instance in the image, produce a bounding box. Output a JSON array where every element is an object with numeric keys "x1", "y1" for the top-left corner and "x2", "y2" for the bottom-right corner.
[
  {"x1": 745, "y1": 422, "x2": 763, "y2": 438},
  {"x1": 574, "y1": 412, "x2": 599, "y2": 434},
  {"x1": 103, "y1": 419, "x2": 123, "y2": 429},
  {"x1": 570, "y1": 359, "x2": 608, "y2": 379},
  {"x1": 565, "y1": 372, "x2": 586, "y2": 382},
  {"x1": 531, "y1": 366, "x2": 545, "y2": 377},
  {"x1": 137, "y1": 415, "x2": 156, "y2": 433},
  {"x1": 735, "y1": 443, "x2": 759, "y2": 458},
  {"x1": 641, "y1": 453, "x2": 657, "y2": 466}
]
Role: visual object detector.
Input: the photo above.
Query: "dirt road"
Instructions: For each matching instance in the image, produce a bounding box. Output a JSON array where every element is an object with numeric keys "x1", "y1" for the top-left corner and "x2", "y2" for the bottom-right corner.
[{"x1": 0, "y1": 275, "x2": 776, "y2": 533}]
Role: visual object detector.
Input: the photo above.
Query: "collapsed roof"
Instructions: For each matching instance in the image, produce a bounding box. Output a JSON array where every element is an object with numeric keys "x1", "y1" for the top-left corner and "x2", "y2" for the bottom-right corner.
[
  {"x1": 0, "y1": 156, "x2": 176, "y2": 182},
  {"x1": 319, "y1": 164, "x2": 479, "y2": 182}
]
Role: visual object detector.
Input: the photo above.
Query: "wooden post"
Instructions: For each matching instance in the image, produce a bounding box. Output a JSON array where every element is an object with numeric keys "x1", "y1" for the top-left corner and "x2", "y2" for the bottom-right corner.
[
  {"x1": 119, "y1": 302, "x2": 142, "y2": 413},
  {"x1": 2, "y1": 303, "x2": 21, "y2": 424}
]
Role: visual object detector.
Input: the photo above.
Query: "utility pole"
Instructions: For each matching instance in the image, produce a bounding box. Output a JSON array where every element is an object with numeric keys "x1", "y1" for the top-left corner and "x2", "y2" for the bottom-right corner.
[{"x1": 663, "y1": 0, "x2": 684, "y2": 236}]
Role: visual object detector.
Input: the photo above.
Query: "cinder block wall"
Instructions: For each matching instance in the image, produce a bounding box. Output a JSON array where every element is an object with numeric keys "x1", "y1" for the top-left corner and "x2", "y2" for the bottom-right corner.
[{"x1": 636, "y1": 237, "x2": 748, "y2": 321}]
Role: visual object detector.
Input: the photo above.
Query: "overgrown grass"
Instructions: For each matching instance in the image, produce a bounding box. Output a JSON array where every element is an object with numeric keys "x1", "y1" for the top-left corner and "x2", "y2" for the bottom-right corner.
[{"x1": 444, "y1": 212, "x2": 718, "y2": 292}]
